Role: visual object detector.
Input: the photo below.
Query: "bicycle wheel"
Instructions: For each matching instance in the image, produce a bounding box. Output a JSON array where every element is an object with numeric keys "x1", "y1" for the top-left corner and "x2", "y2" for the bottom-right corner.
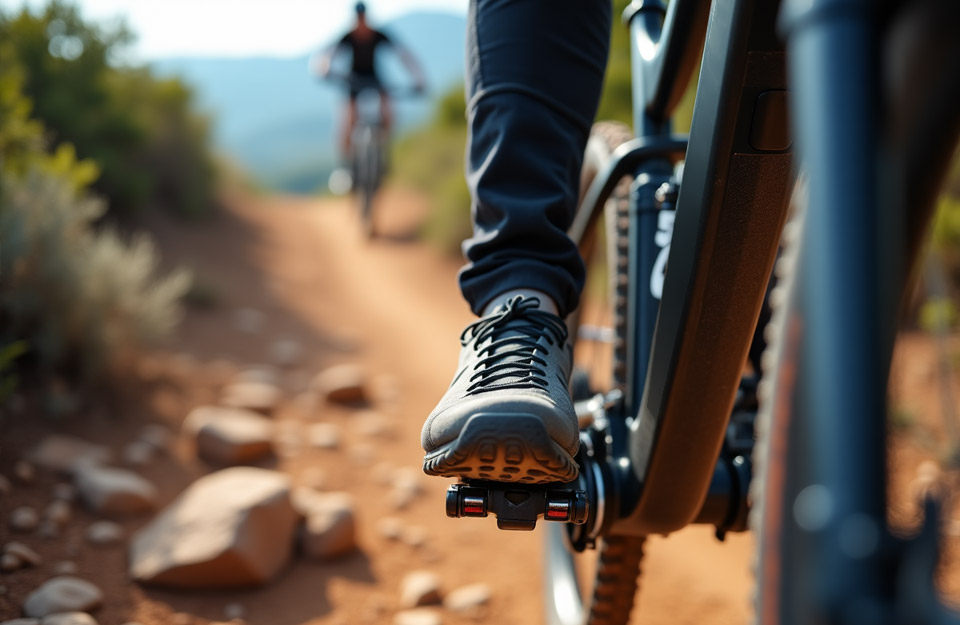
[
  {"x1": 543, "y1": 122, "x2": 647, "y2": 625},
  {"x1": 353, "y1": 127, "x2": 376, "y2": 239}
]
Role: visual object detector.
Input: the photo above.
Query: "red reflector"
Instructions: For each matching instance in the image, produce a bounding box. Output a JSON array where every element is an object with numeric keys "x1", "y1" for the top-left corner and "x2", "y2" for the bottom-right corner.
[
  {"x1": 465, "y1": 506, "x2": 484, "y2": 514},
  {"x1": 546, "y1": 509, "x2": 568, "y2": 519}
]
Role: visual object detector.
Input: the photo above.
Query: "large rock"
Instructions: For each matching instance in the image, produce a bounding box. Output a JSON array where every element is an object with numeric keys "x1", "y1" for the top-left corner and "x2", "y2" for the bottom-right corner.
[
  {"x1": 444, "y1": 583, "x2": 492, "y2": 611},
  {"x1": 220, "y1": 382, "x2": 282, "y2": 415},
  {"x1": 183, "y1": 406, "x2": 274, "y2": 465},
  {"x1": 22, "y1": 577, "x2": 103, "y2": 618},
  {"x1": 74, "y1": 467, "x2": 157, "y2": 516},
  {"x1": 311, "y1": 364, "x2": 368, "y2": 404},
  {"x1": 28, "y1": 436, "x2": 111, "y2": 474},
  {"x1": 393, "y1": 609, "x2": 441, "y2": 625},
  {"x1": 130, "y1": 467, "x2": 300, "y2": 588},
  {"x1": 294, "y1": 491, "x2": 357, "y2": 560}
]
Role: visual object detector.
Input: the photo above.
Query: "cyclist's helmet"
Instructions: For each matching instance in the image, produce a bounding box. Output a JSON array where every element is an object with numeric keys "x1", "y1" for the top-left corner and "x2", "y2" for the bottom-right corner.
[{"x1": 355, "y1": 2, "x2": 366, "y2": 15}]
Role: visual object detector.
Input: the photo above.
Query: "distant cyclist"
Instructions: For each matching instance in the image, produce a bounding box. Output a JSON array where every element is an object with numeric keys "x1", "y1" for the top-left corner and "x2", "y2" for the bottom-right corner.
[{"x1": 315, "y1": 1, "x2": 425, "y2": 160}]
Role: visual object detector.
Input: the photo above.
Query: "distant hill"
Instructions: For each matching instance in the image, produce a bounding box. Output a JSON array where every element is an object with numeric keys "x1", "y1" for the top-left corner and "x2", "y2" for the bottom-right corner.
[{"x1": 152, "y1": 11, "x2": 466, "y2": 192}]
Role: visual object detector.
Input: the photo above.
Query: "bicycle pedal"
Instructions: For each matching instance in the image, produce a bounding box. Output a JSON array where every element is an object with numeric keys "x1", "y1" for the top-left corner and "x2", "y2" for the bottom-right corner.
[{"x1": 445, "y1": 481, "x2": 588, "y2": 531}]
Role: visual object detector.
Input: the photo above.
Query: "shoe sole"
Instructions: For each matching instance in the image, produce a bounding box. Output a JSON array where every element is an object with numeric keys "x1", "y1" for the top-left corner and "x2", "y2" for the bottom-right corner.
[{"x1": 422, "y1": 413, "x2": 579, "y2": 484}]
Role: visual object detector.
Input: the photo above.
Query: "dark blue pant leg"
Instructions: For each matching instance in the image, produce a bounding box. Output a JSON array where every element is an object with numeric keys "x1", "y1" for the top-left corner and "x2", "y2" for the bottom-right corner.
[{"x1": 458, "y1": 0, "x2": 612, "y2": 318}]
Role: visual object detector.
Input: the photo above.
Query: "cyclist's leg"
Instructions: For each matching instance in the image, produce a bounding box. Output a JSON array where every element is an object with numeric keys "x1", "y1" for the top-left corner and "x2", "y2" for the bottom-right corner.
[
  {"x1": 379, "y1": 90, "x2": 392, "y2": 137},
  {"x1": 421, "y1": 0, "x2": 612, "y2": 484},
  {"x1": 341, "y1": 94, "x2": 358, "y2": 160}
]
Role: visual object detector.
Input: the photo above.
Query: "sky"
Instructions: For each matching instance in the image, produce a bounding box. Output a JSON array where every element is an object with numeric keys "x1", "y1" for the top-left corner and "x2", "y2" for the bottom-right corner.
[{"x1": 0, "y1": 0, "x2": 468, "y2": 59}]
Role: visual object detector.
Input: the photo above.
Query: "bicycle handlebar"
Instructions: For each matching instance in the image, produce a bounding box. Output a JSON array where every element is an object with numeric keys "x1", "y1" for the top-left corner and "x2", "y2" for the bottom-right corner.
[{"x1": 319, "y1": 71, "x2": 427, "y2": 98}]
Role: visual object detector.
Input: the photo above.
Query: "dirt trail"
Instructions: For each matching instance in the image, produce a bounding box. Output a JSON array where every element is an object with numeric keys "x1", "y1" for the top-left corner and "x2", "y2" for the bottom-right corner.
[{"x1": 0, "y1": 189, "x2": 753, "y2": 624}]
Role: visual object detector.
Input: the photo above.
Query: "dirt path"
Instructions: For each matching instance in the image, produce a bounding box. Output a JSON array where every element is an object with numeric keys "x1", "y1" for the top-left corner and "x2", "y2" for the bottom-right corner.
[{"x1": 1, "y1": 189, "x2": 754, "y2": 624}]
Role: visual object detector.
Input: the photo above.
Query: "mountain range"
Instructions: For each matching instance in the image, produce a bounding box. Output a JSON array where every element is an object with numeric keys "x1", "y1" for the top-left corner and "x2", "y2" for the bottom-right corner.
[{"x1": 152, "y1": 11, "x2": 467, "y2": 192}]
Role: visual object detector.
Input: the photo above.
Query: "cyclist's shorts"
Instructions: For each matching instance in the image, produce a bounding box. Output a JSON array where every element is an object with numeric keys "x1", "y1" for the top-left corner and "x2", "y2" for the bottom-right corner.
[{"x1": 349, "y1": 74, "x2": 384, "y2": 100}]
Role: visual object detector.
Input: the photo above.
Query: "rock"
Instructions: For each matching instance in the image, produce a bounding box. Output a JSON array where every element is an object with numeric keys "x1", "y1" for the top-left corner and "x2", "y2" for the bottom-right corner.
[
  {"x1": 40, "y1": 614, "x2": 98, "y2": 625},
  {"x1": 52, "y1": 484, "x2": 77, "y2": 503},
  {"x1": 401, "y1": 526, "x2": 428, "y2": 549},
  {"x1": 390, "y1": 488, "x2": 416, "y2": 511},
  {"x1": 28, "y1": 436, "x2": 111, "y2": 475},
  {"x1": 45, "y1": 500, "x2": 72, "y2": 529},
  {"x1": 54, "y1": 562, "x2": 78, "y2": 576},
  {"x1": 122, "y1": 441, "x2": 154, "y2": 467},
  {"x1": 223, "y1": 603, "x2": 245, "y2": 620},
  {"x1": 377, "y1": 517, "x2": 404, "y2": 541},
  {"x1": 14, "y1": 461, "x2": 36, "y2": 483},
  {"x1": 130, "y1": 467, "x2": 300, "y2": 588},
  {"x1": 393, "y1": 609, "x2": 442, "y2": 625},
  {"x1": 393, "y1": 468, "x2": 424, "y2": 496},
  {"x1": 220, "y1": 382, "x2": 282, "y2": 415},
  {"x1": 74, "y1": 466, "x2": 157, "y2": 516},
  {"x1": 9, "y1": 506, "x2": 39, "y2": 532},
  {"x1": 138, "y1": 425, "x2": 172, "y2": 454},
  {"x1": 371, "y1": 462, "x2": 396, "y2": 487},
  {"x1": 443, "y1": 583, "x2": 492, "y2": 611},
  {"x1": 270, "y1": 339, "x2": 303, "y2": 368},
  {"x1": 37, "y1": 522, "x2": 60, "y2": 539},
  {"x1": 0, "y1": 475, "x2": 11, "y2": 497},
  {"x1": 297, "y1": 492, "x2": 358, "y2": 561},
  {"x1": 233, "y1": 308, "x2": 264, "y2": 334},
  {"x1": 297, "y1": 467, "x2": 327, "y2": 491},
  {"x1": 22, "y1": 576, "x2": 103, "y2": 618},
  {"x1": 354, "y1": 411, "x2": 393, "y2": 439},
  {"x1": 183, "y1": 406, "x2": 274, "y2": 465},
  {"x1": 233, "y1": 366, "x2": 279, "y2": 386},
  {"x1": 311, "y1": 364, "x2": 368, "y2": 404},
  {"x1": 1, "y1": 553, "x2": 21, "y2": 572},
  {"x1": 307, "y1": 423, "x2": 341, "y2": 450},
  {"x1": 5, "y1": 542, "x2": 42, "y2": 567},
  {"x1": 85, "y1": 521, "x2": 123, "y2": 546},
  {"x1": 399, "y1": 571, "x2": 443, "y2": 608}
]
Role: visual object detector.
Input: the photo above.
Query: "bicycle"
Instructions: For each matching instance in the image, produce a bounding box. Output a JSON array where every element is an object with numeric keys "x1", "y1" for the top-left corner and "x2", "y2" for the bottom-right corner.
[
  {"x1": 441, "y1": 1, "x2": 960, "y2": 623},
  {"x1": 322, "y1": 73, "x2": 422, "y2": 239}
]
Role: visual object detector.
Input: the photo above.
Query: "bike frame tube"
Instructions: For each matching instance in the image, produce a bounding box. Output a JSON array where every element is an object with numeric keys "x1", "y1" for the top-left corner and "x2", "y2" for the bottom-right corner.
[{"x1": 621, "y1": 0, "x2": 793, "y2": 535}]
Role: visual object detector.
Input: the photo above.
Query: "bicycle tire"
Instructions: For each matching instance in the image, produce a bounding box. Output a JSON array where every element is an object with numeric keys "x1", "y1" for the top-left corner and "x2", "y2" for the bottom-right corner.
[{"x1": 543, "y1": 121, "x2": 646, "y2": 625}]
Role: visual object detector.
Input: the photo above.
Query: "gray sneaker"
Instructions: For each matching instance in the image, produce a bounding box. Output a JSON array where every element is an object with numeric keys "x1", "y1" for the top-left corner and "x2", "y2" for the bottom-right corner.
[{"x1": 421, "y1": 295, "x2": 579, "y2": 484}]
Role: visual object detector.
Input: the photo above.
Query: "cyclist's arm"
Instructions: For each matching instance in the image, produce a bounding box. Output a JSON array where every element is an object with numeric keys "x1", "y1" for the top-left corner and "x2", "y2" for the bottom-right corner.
[
  {"x1": 312, "y1": 35, "x2": 350, "y2": 78},
  {"x1": 378, "y1": 31, "x2": 426, "y2": 89}
]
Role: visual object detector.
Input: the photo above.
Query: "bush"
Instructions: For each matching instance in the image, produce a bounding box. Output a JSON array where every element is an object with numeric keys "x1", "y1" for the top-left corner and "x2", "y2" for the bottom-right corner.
[
  {"x1": 1, "y1": 42, "x2": 190, "y2": 385},
  {"x1": 0, "y1": 1, "x2": 217, "y2": 217}
]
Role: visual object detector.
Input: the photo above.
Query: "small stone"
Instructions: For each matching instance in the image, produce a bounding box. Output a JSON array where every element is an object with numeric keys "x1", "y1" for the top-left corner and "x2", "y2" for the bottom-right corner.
[
  {"x1": 0, "y1": 475, "x2": 11, "y2": 496},
  {"x1": 300, "y1": 493, "x2": 358, "y2": 560},
  {"x1": 232, "y1": 366, "x2": 279, "y2": 386},
  {"x1": 23, "y1": 576, "x2": 104, "y2": 618},
  {"x1": 297, "y1": 467, "x2": 327, "y2": 491},
  {"x1": 390, "y1": 488, "x2": 416, "y2": 511},
  {"x1": 74, "y1": 466, "x2": 157, "y2": 516},
  {"x1": 40, "y1": 613, "x2": 98, "y2": 625},
  {"x1": 9, "y1": 506, "x2": 39, "y2": 532},
  {"x1": 183, "y1": 406, "x2": 275, "y2": 466},
  {"x1": 377, "y1": 517, "x2": 404, "y2": 541},
  {"x1": 270, "y1": 339, "x2": 303, "y2": 368},
  {"x1": 52, "y1": 484, "x2": 77, "y2": 503},
  {"x1": 401, "y1": 526, "x2": 428, "y2": 549},
  {"x1": 311, "y1": 364, "x2": 368, "y2": 404},
  {"x1": 220, "y1": 382, "x2": 282, "y2": 415},
  {"x1": 307, "y1": 423, "x2": 341, "y2": 450},
  {"x1": 1, "y1": 553, "x2": 21, "y2": 572},
  {"x1": 139, "y1": 424, "x2": 173, "y2": 454},
  {"x1": 224, "y1": 603, "x2": 245, "y2": 620},
  {"x1": 443, "y1": 583, "x2": 492, "y2": 611},
  {"x1": 45, "y1": 500, "x2": 72, "y2": 528},
  {"x1": 393, "y1": 468, "x2": 424, "y2": 496},
  {"x1": 54, "y1": 561, "x2": 78, "y2": 576},
  {"x1": 37, "y1": 521, "x2": 60, "y2": 539},
  {"x1": 354, "y1": 411, "x2": 393, "y2": 439},
  {"x1": 15, "y1": 461, "x2": 36, "y2": 483},
  {"x1": 393, "y1": 609, "x2": 441, "y2": 625},
  {"x1": 399, "y1": 571, "x2": 443, "y2": 608},
  {"x1": 5, "y1": 542, "x2": 42, "y2": 566},
  {"x1": 122, "y1": 441, "x2": 154, "y2": 467},
  {"x1": 28, "y1": 436, "x2": 111, "y2": 475},
  {"x1": 85, "y1": 521, "x2": 123, "y2": 546},
  {"x1": 371, "y1": 462, "x2": 395, "y2": 487},
  {"x1": 234, "y1": 308, "x2": 264, "y2": 334}
]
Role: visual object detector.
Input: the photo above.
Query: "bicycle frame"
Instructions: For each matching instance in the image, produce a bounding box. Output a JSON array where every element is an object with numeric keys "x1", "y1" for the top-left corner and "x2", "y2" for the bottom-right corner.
[{"x1": 574, "y1": 0, "x2": 794, "y2": 538}]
